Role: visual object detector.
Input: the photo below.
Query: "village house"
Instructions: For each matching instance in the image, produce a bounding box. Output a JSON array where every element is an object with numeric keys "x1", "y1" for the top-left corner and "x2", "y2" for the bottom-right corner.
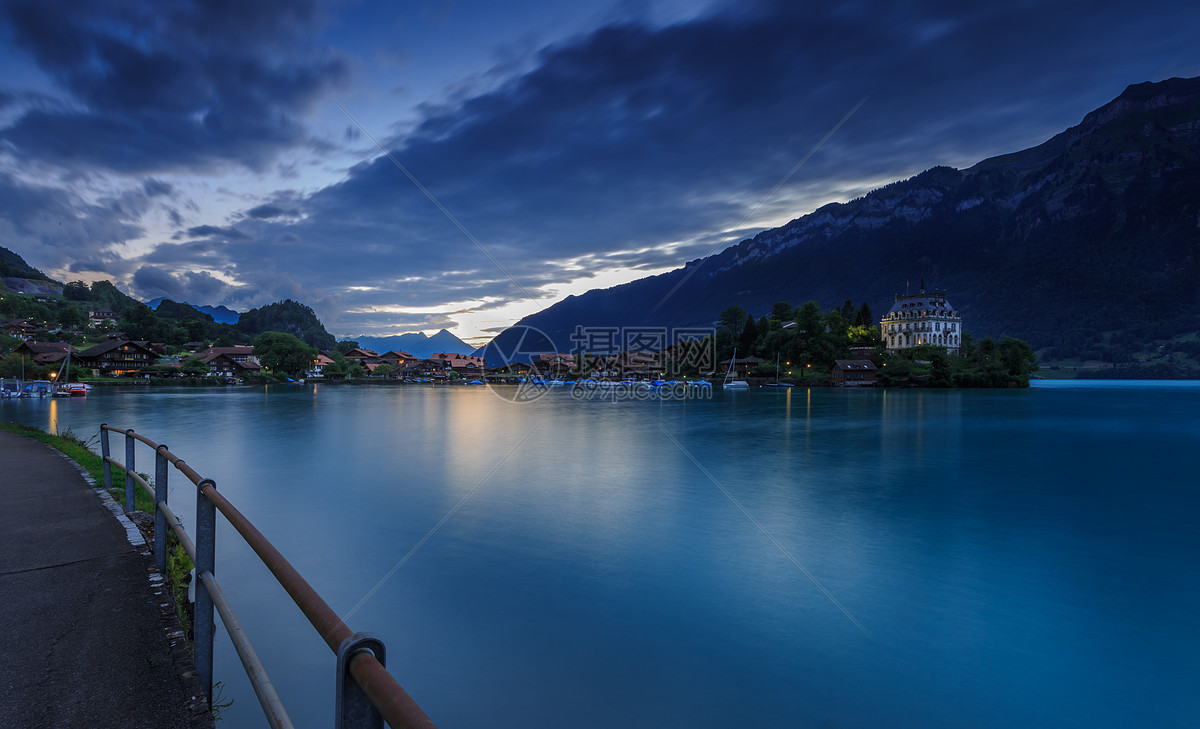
[
  {"x1": 77, "y1": 340, "x2": 158, "y2": 376},
  {"x1": 530, "y1": 353, "x2": 576, "y2": 378},
  {"x1": 340, "y1": 348, "x2": 381, "y2": 366},
  {"x1": 4, "y1": 318, "x2": 41, "y2": 341},
  {"x1": 379, "y1": 350, "x2": 418, "y2": 368},
  {"x1": 198, "y1": 345, "x2": 259, "y2": 365},
  {"x1": 308, "y1": 353, "x2": 336, "y2": 379},
  {"x1": 429, "y1": 352, "x2": 489, "y2": 377},
  {"x1": 89, "y1": 308, "x2": 117, "y2": 327},
  {"x1": 14, "y1": 341, "x2": 74, "y2": 366},
  {"x1": 200, "y1": 352, "x2": 262, "y2": 378},
  {"x1": 830, "y1": 359, "x2": 878, "y2": 387}
]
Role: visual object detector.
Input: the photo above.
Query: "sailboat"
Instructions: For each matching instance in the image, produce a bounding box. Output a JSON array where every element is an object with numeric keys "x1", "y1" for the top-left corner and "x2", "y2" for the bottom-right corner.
[
  {"x1": 722, "y1": 349, "x2": 749, "y2": 389},
  {"x1": 52, "y1": 348, "x2": 87, "y2": 397},
  {"x1": 762, "y1": 353, "x2": 793, "y2": 388}
]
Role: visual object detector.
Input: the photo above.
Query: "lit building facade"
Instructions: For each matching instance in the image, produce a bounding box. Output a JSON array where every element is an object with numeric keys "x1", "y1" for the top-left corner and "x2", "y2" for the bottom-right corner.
[{"x1": 880, "y1": 287, "x2": 962, "y2": 355}]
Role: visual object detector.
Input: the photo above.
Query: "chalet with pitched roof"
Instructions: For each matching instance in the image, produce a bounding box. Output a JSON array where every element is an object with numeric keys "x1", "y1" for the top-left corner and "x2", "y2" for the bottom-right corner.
[
  {"x1": 198, "y1": 346, "x2": 259, "y2": 366},
  {"x1": 5, "y1": 318, "x2": 41, "y2": 341},
  {"x1": 830, "y1": 359, "x2": 877, "y2": 387},
  {"x1": 77, "y1": 340, "x2": 158, "y2": 375},
  {"x1": 89, "y1": 308, "x2": 117, "y2": 327},
  {"x1": 15, "y1": 341, "x2": 74, "y2": 366},
  {"x1": 429, "y1": 352, "x2": 488, "y2": 376}
]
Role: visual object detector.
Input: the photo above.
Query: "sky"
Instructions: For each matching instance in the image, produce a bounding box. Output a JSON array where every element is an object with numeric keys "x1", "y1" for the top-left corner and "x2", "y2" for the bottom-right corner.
[{"x1": 1, "y1": 0, "x2": 1198, "y2": 346}]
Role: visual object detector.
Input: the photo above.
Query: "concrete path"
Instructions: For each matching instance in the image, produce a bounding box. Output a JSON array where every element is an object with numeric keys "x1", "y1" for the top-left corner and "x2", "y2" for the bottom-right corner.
[{"x1": 0, "y1": 431, "x2": 212, "y2": 729}]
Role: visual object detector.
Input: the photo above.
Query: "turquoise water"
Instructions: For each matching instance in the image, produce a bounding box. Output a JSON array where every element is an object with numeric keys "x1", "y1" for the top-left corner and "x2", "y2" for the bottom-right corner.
[{"x1": 4, "y1": 381, "x2": 1198, "y2": 728}]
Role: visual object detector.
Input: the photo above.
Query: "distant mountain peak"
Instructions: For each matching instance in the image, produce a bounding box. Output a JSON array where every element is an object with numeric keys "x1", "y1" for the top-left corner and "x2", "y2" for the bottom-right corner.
[{"x1": 348, "y1": 330, "x2": 472, "y2": 359}]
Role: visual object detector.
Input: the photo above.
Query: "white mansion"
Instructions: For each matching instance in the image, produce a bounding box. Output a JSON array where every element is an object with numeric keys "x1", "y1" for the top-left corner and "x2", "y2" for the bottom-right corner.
[{"x1": 880, "y1": 287, "x2": 962, "y2": 354}]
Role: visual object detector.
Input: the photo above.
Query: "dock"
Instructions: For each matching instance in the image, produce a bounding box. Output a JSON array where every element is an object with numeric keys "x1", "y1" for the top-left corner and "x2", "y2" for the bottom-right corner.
[{"x1": 0, "y1": 431, "x2": 212, "y2": 729}]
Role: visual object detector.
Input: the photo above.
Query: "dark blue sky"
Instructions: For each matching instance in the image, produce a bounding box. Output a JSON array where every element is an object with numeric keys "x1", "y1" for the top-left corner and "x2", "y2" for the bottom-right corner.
[{"x1": 1, "y1": 0, "x2": 1197, "y2": 344}]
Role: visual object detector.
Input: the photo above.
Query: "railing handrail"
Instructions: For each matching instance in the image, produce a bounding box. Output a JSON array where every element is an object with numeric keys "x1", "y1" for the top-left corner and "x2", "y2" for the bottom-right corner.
[{"x1": 99, "y1": 424, "x2": 437, "y2": 729}]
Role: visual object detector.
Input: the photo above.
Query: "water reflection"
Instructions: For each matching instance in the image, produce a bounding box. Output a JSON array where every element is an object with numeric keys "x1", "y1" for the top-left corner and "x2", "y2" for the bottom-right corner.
[{"x1": 1, "y1": 383, "x2": 1197, "y2": 729}]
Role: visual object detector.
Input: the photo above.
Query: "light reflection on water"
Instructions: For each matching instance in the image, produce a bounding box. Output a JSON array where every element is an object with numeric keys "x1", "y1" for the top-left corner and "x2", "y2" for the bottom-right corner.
[{"x1": 3, "y1": 381, "x2": 1198, "y2": 728}]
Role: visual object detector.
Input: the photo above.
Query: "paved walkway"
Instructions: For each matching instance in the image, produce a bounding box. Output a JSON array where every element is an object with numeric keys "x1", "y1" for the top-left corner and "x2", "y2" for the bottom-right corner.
[{"x1": 0, "y1": 431, "x2": 212, "y2": 729}]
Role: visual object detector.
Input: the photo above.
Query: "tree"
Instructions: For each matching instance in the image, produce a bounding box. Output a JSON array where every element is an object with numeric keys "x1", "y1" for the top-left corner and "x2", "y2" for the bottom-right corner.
[
  {"x1": 322, "y1": 352, "x2": 348, "y2": 379},
  {"x1": 57, "y1": 305, "x2": 83, "y2": 329},
  {"x1": 739, "y1": 315, "x2": 759, "y2": 351},
  {"x1": 840, "y1": 298, "x2": 856, "y2": 321},
  {"x1": 253, "y1": 332, "x2": 318, "y2": 377},
  {"x1": 996, "y1": 337, "x2": 1038, "y2": 379},
  {"x1": 855, "y1": 302, "x2": 874, "y2": 327},
  {"x1": 771, "y1": 301, "x2": 794, "y2": 321},
  {"x1": 336, "y1": 340, "x2": 359, "y2": 354},
  {"x1": 373, "y1": 363, "x2": 395, "y2": 379},
  {"x1": 180, "y1": 357, "x2": 210, "y2": 376},
  {"x1": 929, "y1": 351, "x2": 953, "y2": 387},
  {"x1": 717, "y1": 305, "x2": 748, "y2": 334},
  {"x1": 63, "y1": 281, "x2": 92, "y2": 301}
]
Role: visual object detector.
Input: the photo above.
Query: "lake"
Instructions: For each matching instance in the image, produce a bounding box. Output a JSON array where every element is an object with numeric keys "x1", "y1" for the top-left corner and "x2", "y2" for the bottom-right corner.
[{"x1": 3, "y1": 380, "x2": 1198, "y2": 728}]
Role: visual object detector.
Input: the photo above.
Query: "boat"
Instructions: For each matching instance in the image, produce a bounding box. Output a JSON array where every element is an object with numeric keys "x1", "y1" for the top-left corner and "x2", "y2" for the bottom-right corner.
[
  {"x1": 23, "y1": 380, "x2": 54, "y2": 398},
  {"x1": 762, "y1": 353, "x2": 794, "y2": 388},
  {"x1": 722, "y1": 350, "x2": 749, "y2": 389},
  {"x1": 60, "y1": 382, "x2": 88, "y2": 397},
  {"x1": 1, "y1": 378, "x2": 22, "y2": 398},
  {"x1": 52, "y1": 348, "x2": 85, "y2": 396}
]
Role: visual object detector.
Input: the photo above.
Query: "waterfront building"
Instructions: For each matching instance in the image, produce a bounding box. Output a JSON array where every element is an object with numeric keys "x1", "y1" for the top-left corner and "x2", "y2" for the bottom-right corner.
[
  {"x1": 880, "y1": 286, "x2": 962, "y2": 355},
  {"x1": 77, "y1": 340, "x2": 158, "y2": 375},
  {"x1": 831, "y1": 359, "x2": 877, "y2": 387}
]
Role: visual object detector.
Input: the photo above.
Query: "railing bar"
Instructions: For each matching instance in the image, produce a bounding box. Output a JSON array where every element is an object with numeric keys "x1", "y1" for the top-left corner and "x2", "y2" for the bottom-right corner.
[
  {"x1": 101, "y1": 425, "x2": 438, "y2": 728},
  {"x1": 348, "y1": 654, "x2": 438, "y2": 729},
  {"x1": 102, "y1": 455, "x2": 155, "y2": 498},
  {"x1": 198, "y1": 571, "x2": 295, "y2": 729},
  {"x1": 199, "y1": 483, "x2": 352, "y2": 653},
  {"x1": 101, "y1": 454, "x2": 197, "y2": 562},
  {"x1": 100, "y1": 425, "x2": 206, "y2": 488},
  {"x1": 158, "y1": 501, "x2": 197, "y2": 563}
]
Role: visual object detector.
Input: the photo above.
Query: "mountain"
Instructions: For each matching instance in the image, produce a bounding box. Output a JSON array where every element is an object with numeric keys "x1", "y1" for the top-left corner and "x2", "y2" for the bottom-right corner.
[
  {"x1": 1, "y1": 246, "x2": 52, "y2": 281},
  {"x1": 236, "y1": 299, "x2": 336, "y2": 349},
  {"x1": 483, "y1": 76, "x2": 1200, "y2": 362},
  {"x1": 350, "y1": 329, "x2": 472, "y2": 358},
  {"x1": 148, "y1": 297, "x2": 240, "y2": 324}
]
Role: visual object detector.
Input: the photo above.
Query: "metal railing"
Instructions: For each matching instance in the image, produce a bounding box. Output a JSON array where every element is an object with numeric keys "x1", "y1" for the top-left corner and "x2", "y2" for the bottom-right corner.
[{"x1": 99, "y1": 424, "x2": 438, "y2": 729}]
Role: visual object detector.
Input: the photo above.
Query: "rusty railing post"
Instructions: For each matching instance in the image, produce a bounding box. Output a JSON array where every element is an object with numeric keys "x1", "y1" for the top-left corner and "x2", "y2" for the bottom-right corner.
[
  {"x1": 195, "y1": 478, "x2": 217, "y2": 703},
  {"x1": 124, "y1": 429, "x2": 136, "y2": 514},
  {"x1": 100, "y1": 425, "x2": 111, "y2": 491},
  {"x1": 336, "y1": 634, "x2": 385, "y2": 729},
  {"x1": 154, "y1": 444, "x2": 169, "y2": 574}
]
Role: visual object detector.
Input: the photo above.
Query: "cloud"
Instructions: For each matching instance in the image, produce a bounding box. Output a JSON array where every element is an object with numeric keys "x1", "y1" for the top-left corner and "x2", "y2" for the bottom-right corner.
[
  {"x1": 244, "y1": 203, "x2": 301, "y2": 220},
  {"x1": 132, "y1": 265, "x2": 245, "y2": 303},
  {"x1": 3, "y1": 0, "x2": 1199, "y2": 339},
  {"x1": 0, "y1": 0, "x2": 350, "y2": 173},
  {"x1": 183, "y1": 225, "x2": 251, "y2": 241},
  {"x1": 234, "y1": 0, "x2": 1200, "y2": 339}
]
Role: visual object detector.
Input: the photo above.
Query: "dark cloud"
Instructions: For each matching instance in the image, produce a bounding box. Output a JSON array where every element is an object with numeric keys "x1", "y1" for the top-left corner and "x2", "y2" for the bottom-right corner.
[
  {"x1": 142, "y1": 179, "x2": 174, "y2": 197},
  {"x1": 184, "y1": 224, "x2": 250, "y2": 240},
  {"x1": 132, "y1": 265, "x2": 244, "y2": 303},
  {"x1": 245, "y1": 203, "x2": 301, "y2": 220},
  {"x1": 0, "y1": 174, "x2": 142, "y2": 274},
  {"x1": 0, "y1": 0, "x2": 349, "y2": 173},
  {"x1": 4, "y1": 0, "x2": 1198, "y2": 340}
]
